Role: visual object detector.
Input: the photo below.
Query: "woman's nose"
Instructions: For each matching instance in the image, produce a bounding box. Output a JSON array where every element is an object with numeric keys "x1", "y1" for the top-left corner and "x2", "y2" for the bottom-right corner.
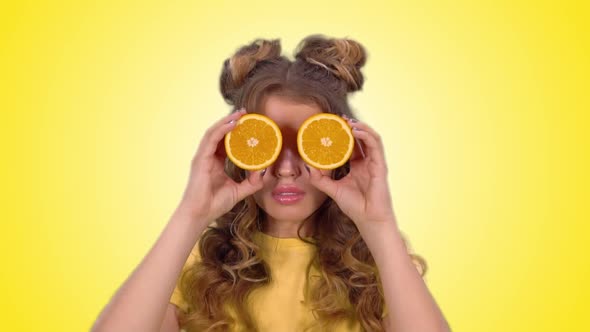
[{"x1": 273, "y1": 143, "x2": 304, "y2": 178}]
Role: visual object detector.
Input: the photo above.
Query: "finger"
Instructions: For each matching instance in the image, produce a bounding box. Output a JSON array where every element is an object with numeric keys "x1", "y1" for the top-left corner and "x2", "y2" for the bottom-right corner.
[
  {"x1": 306, "y1": 164, "x2": 338, "y2": 199},
  {"x1": 212, "y1": 107, "x2": 247, "y2": 128},
  {"x1": 347, "y1": 118, "x2": 385, "y2": 152},
  {"x1": 202, "y1": 108, "x2": 248, "y2": 157},
  {"x1": 235, "y1": 168, "x2": 266, "y2": 201},
  {"x1": 350, "y1": 136, "x2": 367, "y2": 161},
  {"x1": 348, "y1": 124, "x2": 386, "y2": 167}
]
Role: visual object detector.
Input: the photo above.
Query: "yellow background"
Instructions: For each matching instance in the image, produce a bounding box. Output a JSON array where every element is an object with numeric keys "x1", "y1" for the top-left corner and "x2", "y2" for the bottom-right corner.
[{"x1": 1, "y1": 1, "x2": 588, "y2": 331}]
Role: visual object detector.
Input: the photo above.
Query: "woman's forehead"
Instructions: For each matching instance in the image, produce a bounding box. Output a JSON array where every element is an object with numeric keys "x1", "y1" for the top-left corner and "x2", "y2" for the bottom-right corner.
[{"x1": 260, "y1": 94, "x2": 322, "y2": 129}]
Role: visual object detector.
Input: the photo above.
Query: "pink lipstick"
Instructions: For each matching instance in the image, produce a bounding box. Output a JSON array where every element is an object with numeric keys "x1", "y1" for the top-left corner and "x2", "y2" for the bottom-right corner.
[{"x1": 271, "y1": 185, "x2": 305, "y2": 205}]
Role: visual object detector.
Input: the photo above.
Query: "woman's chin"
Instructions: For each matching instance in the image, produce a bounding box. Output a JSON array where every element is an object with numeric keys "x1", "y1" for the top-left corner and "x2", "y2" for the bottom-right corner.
[{"x1": 264, "y1": 207, "x2": 314, "y2": 223}]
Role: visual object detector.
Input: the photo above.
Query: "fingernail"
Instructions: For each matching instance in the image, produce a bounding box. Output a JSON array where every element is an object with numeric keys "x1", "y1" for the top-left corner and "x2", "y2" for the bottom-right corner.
[
  {"x1": 304, "y1": 164, "x2": 310, "y2": 174},
  {"x1": 349, "y1": 118, "x2": 358, "y2": 123},
  {"x1": 260, "y1": 168, "x2": 267, "y2": 177},
  {"x1": 227, "y1": 119, "x2": 236, "y2": 125},
  {"x1": 352, "y1": 127, "x2": 362, "y2": 131}
]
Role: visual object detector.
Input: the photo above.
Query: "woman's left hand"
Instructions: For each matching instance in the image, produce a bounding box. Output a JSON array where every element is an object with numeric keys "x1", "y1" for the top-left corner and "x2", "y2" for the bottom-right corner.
[{"x1": 306, "y1": 116, "x2": 398, "y2": 228}]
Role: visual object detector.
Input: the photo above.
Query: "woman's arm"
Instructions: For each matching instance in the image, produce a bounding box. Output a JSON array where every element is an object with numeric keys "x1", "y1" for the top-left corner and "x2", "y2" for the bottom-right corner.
[
  {"x1": 91, "y1": 109, "x2": 262, "y2": 331},
  {"x1": 359, "y1": 220, "x2": 452, "y2": 332},
  {"x1": 90, "y1": 205, "x2": 208, "y2": 332},
  {"x1": 305, "y1": 115, "x2": 451, "y2": 331}
]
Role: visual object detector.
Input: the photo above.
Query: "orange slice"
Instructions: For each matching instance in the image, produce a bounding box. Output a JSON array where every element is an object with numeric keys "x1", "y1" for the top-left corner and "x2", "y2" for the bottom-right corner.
[
  {"x1": 297, "y1": 113, "x2": 354, "y2": 170},
  {"x1": 224, "y1": 113, "x2": 282, "y2": 171}
]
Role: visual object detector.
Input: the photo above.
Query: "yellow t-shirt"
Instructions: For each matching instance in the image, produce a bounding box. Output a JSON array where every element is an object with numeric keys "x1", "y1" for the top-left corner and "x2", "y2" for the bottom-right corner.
[{"x1": 170, "y1": 230, "x2": 377, "y2": 331}]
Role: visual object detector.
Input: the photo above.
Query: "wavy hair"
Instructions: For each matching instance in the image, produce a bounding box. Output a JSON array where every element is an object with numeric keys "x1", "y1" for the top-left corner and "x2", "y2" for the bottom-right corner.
[{"x1": 177, "y1": 34, "x2": 428, "y2": 332}]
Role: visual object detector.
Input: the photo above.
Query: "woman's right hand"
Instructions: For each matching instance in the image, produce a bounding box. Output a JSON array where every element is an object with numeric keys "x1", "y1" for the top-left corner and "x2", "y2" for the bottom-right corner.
[{"x1": 178, "y1": 108, "x2": 266, "y2": 223}]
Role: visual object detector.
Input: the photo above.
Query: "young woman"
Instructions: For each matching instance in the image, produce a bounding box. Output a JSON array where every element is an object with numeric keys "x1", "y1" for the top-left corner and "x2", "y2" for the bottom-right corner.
[{"x1": 91, "y1": 35, "x2": 450, "y2": 332}]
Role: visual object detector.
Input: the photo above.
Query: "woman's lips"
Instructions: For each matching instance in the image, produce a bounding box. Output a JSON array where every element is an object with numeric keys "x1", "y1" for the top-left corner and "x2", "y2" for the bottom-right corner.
[
  {"x1": 271, "y1": 192, "x2": 305, "y2": 205},
  {"x1": 272, "y1": 185, "x2": 305, "y2": 205}
]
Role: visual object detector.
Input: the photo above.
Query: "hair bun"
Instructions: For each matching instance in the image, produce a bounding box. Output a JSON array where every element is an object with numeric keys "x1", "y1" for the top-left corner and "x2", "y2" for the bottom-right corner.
[
  {"x1": 220, "y1": 38, "x2": 282, "y2": 105},
  {"x1": 294, "y1": 34, "x2": 367, "y2": 92}
]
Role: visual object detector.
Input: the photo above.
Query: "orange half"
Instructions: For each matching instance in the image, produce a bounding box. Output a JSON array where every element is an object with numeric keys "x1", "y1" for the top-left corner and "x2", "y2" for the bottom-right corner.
[
  {"x1": 224, "y1": 113, "x2": 282, "y2": 171},
  {"x1": 297, "y1": 113, "x2": 354, "y2": 170}
]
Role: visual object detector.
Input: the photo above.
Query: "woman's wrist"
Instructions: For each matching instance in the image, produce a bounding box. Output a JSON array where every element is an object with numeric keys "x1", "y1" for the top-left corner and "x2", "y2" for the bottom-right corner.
[{"x1": 174, "y1": 201, "x2": 211, "y2": 231}]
